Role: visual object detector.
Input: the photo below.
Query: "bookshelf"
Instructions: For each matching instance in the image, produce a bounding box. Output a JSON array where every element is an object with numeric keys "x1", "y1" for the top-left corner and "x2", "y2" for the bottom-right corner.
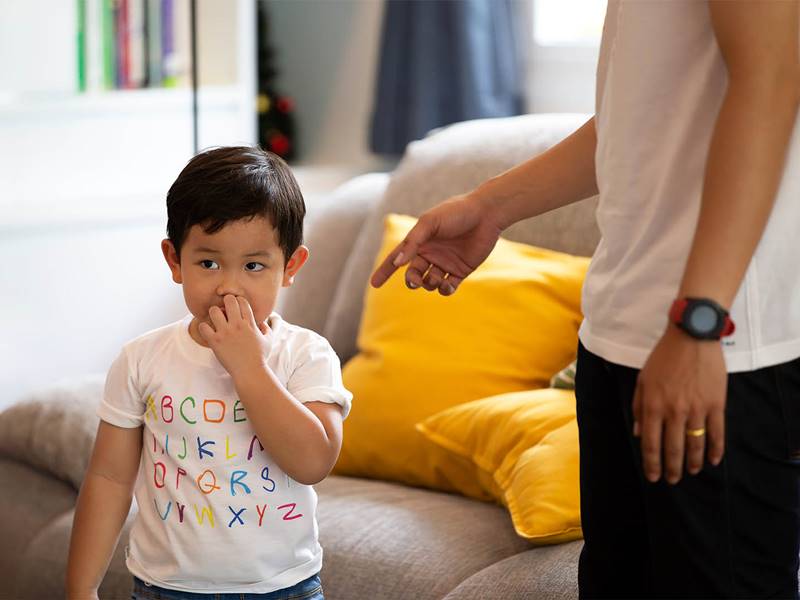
[{"x1": 0, "y1": 0, "x2": 256, "y2": 230}]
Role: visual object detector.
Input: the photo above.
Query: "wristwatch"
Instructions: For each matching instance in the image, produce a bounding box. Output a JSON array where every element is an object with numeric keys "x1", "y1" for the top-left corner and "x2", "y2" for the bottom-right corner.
[{"x1": 669, "y1": 297, "x2": 735, "y2": 340}]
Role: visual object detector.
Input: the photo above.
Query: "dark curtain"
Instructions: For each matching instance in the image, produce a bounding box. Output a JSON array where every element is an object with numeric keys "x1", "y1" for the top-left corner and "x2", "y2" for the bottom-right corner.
[{"x1": 369, "y1": 0, "x2": 525, "y2": 155}]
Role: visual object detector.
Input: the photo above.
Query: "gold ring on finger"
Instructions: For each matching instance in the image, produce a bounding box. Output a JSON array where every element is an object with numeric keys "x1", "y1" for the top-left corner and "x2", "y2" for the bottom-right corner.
[{"x1": 686, "y1": 427, "x2": 706, "y2": 437}]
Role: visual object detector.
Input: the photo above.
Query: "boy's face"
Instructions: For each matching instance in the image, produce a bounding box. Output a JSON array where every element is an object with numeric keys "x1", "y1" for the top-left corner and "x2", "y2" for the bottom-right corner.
[{"x1": 162, "y1": 216, "x2": 308, "y2": 341}]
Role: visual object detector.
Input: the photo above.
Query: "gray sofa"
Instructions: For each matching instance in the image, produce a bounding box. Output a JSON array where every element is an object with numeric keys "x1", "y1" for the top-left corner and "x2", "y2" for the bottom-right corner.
[{"x1": 0, "y1": 112, "x2": 600, "y2": 600}]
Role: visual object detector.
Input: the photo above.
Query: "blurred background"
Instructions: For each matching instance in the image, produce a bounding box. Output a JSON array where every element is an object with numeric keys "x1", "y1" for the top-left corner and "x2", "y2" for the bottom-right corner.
[{"x1": 0, "y1": 0, "x2": 604, "y2": 408}]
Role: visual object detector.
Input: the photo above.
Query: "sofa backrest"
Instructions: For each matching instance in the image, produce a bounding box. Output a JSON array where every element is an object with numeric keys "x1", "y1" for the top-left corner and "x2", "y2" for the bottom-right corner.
[{"x1": 323, "y1": 113, "x2": 601, "y2": 364}]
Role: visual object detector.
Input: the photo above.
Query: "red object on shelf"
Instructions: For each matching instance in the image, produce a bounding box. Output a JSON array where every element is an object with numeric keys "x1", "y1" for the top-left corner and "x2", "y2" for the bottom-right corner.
[
  {"x1": 276, "y1": 97, "x2": 294, "y2": 113},
  {"x1": 269, "y1": 133, "x2": 291, "y2": 156}
]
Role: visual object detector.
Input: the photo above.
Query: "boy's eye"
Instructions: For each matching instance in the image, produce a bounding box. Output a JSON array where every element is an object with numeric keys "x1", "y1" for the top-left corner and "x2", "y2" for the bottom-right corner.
[
  {"x1": 200, "y1": 260, "x2": 219, "y2": 270},
  {"x1": 246, "y1": 262, "x2": 265, "y2": 272}
]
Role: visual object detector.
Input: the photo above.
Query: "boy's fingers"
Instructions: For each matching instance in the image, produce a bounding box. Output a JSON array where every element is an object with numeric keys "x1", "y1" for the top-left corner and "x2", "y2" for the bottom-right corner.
[
  {"x1": 209, "y1": 306, "x2": 227, "y2": 329},
  {"x1": 198, "y1": 321, "x2": 214, "y2": 340},
  {"x1": 236, "y1": 296, "x2": 256, "y2": 326},
  {"x1": 224, "y1": 294, "x2": 243, "y2": 320}
]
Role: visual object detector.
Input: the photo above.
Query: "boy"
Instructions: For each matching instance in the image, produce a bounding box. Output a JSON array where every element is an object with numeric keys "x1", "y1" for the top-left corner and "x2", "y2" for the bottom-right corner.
[{"x1": 66, "y1": 146, "x2": 351, "y2": 599}]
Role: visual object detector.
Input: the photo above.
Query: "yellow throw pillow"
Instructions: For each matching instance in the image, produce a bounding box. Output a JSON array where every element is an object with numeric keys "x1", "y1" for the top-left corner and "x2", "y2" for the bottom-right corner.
[
  {"x1": 334, "y1": 213, "x2": 589, "y2": 491},
  {"x1": 416, "y1": 388, "x2": 582, "y2": 544}
]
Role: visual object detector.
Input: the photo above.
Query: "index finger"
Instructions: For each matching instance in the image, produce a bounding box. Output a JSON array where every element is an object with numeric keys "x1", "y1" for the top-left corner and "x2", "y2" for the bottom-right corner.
[
  {"x1": 224, "y1": 294, "x2": 243, "y2": 320},
  {"x1": 236, "y1": 296, "x2": 256, "y2": 325},
  {"x1": 370, "y1": 242, "x2": 407, "y2": 289},
  {"x1": 370, "y1": 220, "x2": 433, "y2": 288},
  {"x1": 639, "y1": 385, "x2": 664, "y2": 483}
]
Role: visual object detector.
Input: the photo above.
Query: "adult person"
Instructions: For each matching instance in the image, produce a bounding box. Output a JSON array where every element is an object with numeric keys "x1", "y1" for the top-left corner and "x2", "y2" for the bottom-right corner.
[{"x1": 371, "y1": 1, "x2": 800, "y2": 597}]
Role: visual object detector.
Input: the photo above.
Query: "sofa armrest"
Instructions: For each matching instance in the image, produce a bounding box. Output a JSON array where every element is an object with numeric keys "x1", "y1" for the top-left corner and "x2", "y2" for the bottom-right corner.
[
  {"x1": 276, "y1": 172, "x2": 390, "y2": 345},
  {"x1": 0, "y1": 375, "x2": 105, "y2": 491}
]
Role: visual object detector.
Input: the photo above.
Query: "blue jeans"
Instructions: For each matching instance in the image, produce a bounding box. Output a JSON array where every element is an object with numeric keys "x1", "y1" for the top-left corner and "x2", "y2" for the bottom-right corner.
[{"x1": 131, "y1": 573, "x2": 323, "y2": 600}]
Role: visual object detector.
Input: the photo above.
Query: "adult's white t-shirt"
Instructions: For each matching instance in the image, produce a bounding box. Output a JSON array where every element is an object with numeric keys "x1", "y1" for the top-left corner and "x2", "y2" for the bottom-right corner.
[
  {"x1": 97, "y1": 312, "x2": 352, "y2": 594},
  {"x1": 580, "y1": 0, "x2": 800, "y2": 372}
]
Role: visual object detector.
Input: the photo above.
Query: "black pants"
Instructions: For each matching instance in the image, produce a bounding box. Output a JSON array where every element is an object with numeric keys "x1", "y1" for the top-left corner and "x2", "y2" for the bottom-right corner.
[{"x1": 575, "y1": 341, "x2": 800, "y2": 599}]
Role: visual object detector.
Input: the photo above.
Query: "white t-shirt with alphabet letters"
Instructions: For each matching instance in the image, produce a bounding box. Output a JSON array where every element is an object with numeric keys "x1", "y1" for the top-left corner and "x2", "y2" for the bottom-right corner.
[{"x1": 97, "y1": 312, "x2": 352, "y2": 594}]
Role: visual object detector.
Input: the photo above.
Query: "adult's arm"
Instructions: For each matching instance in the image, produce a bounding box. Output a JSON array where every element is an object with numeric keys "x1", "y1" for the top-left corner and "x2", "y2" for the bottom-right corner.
[
  {"x1": 474, "y1": 116, "x2": 599, "y2": 230},
  {"x1": 636, "y1": 0, "x2": 800, "y2": 485},
  {"x1": 371, "y1": 116, "x2": 599, "y2": 292}
]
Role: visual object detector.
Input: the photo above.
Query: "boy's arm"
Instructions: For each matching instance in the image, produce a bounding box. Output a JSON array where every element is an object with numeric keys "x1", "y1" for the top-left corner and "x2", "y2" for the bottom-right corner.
[
  {"x1": 233, "y1": 368, "x2": 344, "y2": 486},
  {"x1": 66, "y1": 421, "x2": 143, "y2": 599},
  {"x1": 197, "y1": 296, "x2": 346, "y2": 486}
]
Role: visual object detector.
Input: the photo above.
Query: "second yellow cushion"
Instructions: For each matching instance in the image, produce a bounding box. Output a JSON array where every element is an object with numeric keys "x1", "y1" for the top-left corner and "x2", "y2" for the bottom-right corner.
[{"x1": 416, "y1": 388, "x2": 582, "y2": 543}]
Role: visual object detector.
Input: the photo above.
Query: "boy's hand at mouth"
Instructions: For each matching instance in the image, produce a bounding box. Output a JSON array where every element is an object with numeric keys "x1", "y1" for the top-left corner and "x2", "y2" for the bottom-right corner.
[{"x1": 197, "y1": 294, "x2": 272, "y2": 379}]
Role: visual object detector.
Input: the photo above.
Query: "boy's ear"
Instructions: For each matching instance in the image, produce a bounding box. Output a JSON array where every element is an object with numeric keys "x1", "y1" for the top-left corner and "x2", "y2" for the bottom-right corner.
[
  {"x1": 282, "y1": 245, "x2": 309, "y2": 287},
  {"x1": 161, "y1": 239, "x2": 183, "y2": 284}
]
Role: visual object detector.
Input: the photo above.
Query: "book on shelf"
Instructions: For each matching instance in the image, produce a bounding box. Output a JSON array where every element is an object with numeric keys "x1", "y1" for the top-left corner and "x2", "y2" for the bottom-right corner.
[
  {"x1": 77, "y1": 0, "x2": 190, "y2": 92},
  {"x1": 144, "y1": 0, "x2": 162, "y2": 87},
  {"x1": 128, "y1": 0, "x2": 146, "y2": 88},
  {"x1": 76, "y1": 0, "x2": 87, "y2": 91},
  {"x1": 164, "y1": 0, "x2": 190, "y2": 88}
]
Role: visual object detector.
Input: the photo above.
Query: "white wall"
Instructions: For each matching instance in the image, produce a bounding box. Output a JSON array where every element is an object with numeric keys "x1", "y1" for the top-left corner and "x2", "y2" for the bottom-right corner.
[
  {"x1": 0, "y1": 218, "x2": 187, "y2": 410},
  {"x1": 0, "y1": 0, "x2": 76, "y2": 94},
  {"x1": 0, "y1": 1, "x2": 257, "y2": 409},
  {"x1": 526, "y1": 45, "x2": 598, "y2": 114}
]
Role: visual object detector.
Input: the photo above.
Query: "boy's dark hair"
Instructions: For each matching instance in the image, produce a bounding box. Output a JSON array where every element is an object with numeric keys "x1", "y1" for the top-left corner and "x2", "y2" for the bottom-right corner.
[{"x1": 166, "y1": 146, "x2": 305, "y2": 265}]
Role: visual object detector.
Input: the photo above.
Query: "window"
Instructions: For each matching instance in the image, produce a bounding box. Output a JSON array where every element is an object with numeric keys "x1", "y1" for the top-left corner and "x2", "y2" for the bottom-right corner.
[
  {"x1": 533, "y1": 0, "x2": 605, "y2": 47},
  {"x1": 524, "y1": 0, "x2": 606, "y2": 114}
]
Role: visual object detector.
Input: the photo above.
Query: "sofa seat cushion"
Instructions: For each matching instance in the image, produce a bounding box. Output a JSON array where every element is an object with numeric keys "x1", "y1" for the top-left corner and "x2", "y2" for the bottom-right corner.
[
  {"x1": 442, "y1": 543, "x2": 581, "y2": 600},
  {"x1": 316, "y1": 475, "x2": 535, "y2": 600},
  {"x1": 0, "y1": 458, "x2": 78, "y2": 593},
  {"x1": 14, "y1": 507, "x2": 137, "y2": 600}
]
